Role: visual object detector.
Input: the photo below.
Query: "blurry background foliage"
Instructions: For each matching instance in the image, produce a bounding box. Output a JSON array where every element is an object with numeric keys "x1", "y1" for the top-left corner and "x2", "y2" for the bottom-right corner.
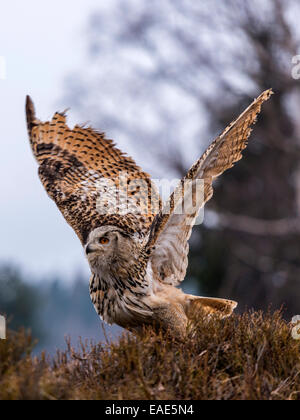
[{"x1": 1, "y1": 0, "x2": 300, "y2": 352}]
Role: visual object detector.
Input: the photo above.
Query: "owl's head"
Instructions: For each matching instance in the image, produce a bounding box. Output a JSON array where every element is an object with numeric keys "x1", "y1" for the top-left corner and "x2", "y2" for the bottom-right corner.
[{"x1": 85, "y1": 226, "x2": 142, "y2": 274}]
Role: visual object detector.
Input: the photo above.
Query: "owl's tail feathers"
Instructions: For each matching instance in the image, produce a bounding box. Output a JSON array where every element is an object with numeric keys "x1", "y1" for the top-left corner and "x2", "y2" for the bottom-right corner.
[{"x1": 185, "y1": 296, "x2": 238, "y2": 319}]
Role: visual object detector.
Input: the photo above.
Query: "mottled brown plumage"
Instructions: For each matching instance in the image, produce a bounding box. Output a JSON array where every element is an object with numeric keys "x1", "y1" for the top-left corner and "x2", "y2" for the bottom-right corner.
[
  {"x1": 26, "y1": 97, "x2": 160, "y2": 245},
  {"x1": 26, "y1": 89, "x2": 272, "y2": 338}
]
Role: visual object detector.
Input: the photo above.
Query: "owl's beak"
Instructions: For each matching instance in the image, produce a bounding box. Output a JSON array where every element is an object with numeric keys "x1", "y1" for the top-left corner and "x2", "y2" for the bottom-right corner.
[{"x1": 86, "y1": 244, "x2": 96, "y2": 255}]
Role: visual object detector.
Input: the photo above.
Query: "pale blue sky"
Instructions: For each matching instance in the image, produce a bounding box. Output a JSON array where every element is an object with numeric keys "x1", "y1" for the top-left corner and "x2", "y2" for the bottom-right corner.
[{"x1": 0, "y1": 1, "x2": 106, "y2": 280}]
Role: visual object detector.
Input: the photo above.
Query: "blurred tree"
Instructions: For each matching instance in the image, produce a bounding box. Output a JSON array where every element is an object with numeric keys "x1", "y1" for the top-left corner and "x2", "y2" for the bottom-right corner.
[
  {"x1": 0, "y1": 265, "x2": 43, "y2": 338},
  {"x1": 36, "y1": 274, "x2": 116, "y2": 353},
  {"x1": 64, "y1": 0, "x2": 300, "y2": 316},
  {"x1": 0, "y1": 265, "x2": 121, "y2": 353}
]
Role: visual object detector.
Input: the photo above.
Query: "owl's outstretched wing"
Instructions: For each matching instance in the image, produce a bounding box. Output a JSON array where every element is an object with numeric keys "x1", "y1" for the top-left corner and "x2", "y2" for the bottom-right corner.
[
  {"x1": 26, "y1": 96, "x2": 161, "y2": 245},
  {"x1": 147, "y1": 89, "x2": 273, "y2": 286}
]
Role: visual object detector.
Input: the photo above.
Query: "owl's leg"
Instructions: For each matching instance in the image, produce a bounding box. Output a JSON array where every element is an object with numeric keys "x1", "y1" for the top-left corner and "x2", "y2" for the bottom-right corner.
[{"x1": 151, "y1": 303, "x2": 188, "y2": 340}]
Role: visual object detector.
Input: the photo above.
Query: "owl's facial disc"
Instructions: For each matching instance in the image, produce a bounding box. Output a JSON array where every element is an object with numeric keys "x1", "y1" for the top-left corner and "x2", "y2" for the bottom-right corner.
[
  {"x1": 85, "y1": 236, "x2": 110, "y2": 255},
  {"x1": 84, "y1": 225, "x2": 132, "y2": 264},
  {"x1": 86, "y1": 228, "x2": 115, "y2": 255},
  {"x1": 85, "y1": 226, "x2": 143, "y2": 277}
]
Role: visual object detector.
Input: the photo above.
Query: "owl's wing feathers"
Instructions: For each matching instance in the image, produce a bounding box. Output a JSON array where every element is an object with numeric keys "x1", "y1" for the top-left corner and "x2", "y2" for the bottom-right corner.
[
  {"x1": 147, "y1": 89, "x2": 273, "y2": 286},
  {"x1": 26, "y1": 96, "x2": 161, "y2": 245}
]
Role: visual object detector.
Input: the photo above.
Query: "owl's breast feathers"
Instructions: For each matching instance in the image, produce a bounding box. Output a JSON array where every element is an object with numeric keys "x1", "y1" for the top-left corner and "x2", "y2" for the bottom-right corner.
[{"x1": 89, "y1": 250, "x2": 154, "y2": 327}]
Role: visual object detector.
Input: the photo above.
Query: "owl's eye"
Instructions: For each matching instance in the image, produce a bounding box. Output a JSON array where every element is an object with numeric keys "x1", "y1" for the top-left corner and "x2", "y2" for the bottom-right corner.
[{"x1": 99, "y1": 237, "x2": 109, "y2": 245}]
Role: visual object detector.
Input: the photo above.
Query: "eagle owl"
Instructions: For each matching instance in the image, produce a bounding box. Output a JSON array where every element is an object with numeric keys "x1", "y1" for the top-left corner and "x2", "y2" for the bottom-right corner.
[{"x1": 26, "y1": 89, "x2": 272, "y2": 338}]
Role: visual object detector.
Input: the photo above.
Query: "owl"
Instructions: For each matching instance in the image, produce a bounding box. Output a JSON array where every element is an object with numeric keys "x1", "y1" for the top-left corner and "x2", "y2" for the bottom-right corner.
[{"x1": 26, "y1": 89, "x2": 272, "y2": 338}]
